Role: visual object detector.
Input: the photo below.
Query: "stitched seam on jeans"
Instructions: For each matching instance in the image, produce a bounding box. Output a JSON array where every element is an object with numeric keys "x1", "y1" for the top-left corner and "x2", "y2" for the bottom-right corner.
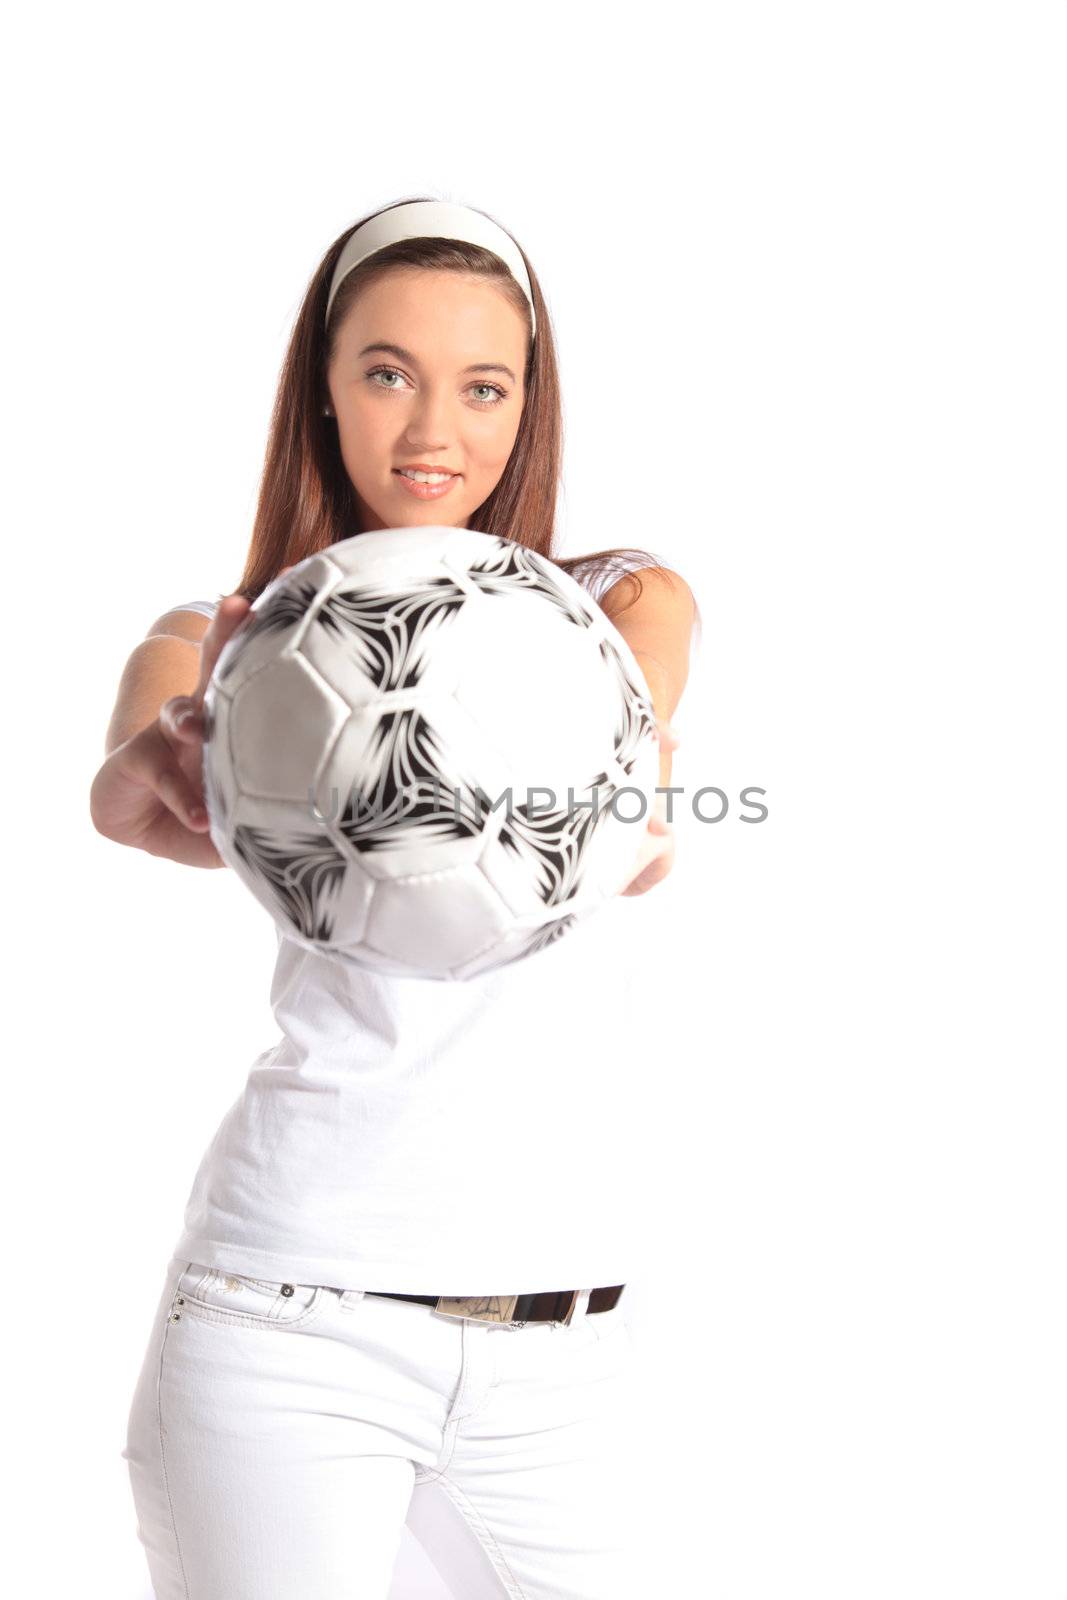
[
  {"x1": 158, "y1": 1285, "x2": 191, "y2": 1598},
  {"x1": 434, "y1": 1473, "x2": 529, "y2": 1598},
  {"x1": 177, "y1": 1289, "x2": 326, "y2": 1331},
  {"x1": 414, "y1": 1366, "x2": 497, "y2": 1486},
  {"x1": 413, "y1": 1417, "x2": 459, "y2": 1487}
]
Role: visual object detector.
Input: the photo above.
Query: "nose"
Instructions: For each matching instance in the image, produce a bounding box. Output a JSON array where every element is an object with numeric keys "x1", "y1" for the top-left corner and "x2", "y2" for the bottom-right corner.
[{"x1": 401, "y1": 384, "x2": 459, "y2": 449}]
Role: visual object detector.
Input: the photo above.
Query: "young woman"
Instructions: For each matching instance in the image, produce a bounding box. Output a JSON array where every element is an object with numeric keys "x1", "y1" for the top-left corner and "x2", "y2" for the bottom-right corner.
[{"x1": 91, "y1": 197, "x2": 699, "y2": 1600}]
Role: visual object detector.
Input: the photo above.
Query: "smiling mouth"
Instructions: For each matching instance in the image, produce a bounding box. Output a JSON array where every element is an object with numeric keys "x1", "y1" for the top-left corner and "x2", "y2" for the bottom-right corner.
[{"x1": 393, "y1": 468, "x2": 459, "y2": 483}]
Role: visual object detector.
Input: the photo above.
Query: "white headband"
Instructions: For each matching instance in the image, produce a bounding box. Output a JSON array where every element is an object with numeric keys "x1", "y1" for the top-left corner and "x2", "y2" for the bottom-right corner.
[{"x1": 324, "y1": 200, "x2": 536, "y2": 340}]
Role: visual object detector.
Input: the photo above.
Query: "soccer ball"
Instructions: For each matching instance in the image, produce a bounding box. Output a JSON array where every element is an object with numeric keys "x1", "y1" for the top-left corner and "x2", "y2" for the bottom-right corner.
[{"x1": 202, "y1": 526, "x2": 661, "y2": 980}]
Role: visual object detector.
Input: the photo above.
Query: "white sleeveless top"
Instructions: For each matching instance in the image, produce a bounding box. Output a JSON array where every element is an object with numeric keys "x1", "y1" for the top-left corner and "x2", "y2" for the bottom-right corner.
[{"x1": 169, "y1": 550, "x2": 669, "y2": 1294}]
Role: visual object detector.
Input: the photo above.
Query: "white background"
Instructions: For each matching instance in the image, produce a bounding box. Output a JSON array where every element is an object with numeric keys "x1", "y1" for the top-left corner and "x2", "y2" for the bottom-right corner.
[{"x1": 4, "y1": 2, "x2": 1065, "y2": 1596}]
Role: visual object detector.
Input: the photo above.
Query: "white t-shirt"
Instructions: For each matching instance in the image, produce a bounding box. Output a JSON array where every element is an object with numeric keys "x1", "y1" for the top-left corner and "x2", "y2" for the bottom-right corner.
[{"x1": 168, "y1": 549, "x2": 672, "y2": 1295}]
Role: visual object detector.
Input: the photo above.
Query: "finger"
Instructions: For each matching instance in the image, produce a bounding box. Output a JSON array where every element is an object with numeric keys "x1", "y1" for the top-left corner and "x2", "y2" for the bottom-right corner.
[
  {"x1": 621, "y1": 851, "x2": 672, "y2": 896},
  {"x1": 195, "y1": 593, "x2": 252, "y2": 703},
  {"x1": 621, "y1": 865, "x2": 656, "y2": 897},
  {"x1": 154, "y1": 765, "x2": 210, "y2": 829},
  {"x1": 122, "y1": 731, "x2": 210, "y2": 832},
  {"x1": 160, "y1": 695, "x2": 203, "y2": 744}
]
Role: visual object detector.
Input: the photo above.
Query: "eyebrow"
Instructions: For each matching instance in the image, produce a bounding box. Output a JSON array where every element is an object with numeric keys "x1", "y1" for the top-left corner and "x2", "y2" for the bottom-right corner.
[{"x1": 357, "y1": 342, "x2": 517, "y2": 385}]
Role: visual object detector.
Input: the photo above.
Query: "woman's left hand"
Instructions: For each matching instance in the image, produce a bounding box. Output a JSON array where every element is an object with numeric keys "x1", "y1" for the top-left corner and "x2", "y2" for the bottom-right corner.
[{"x1": 619, "y1": 718, "x2": 680, "y2": 896}]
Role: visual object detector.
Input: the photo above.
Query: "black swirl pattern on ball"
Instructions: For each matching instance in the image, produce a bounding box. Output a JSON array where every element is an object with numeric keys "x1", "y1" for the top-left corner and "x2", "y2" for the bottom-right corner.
[
  {"x1": 201, "y1": 691, "x2": 217, "y2": 750},
  {"x1": 597, "y1": 634, "x2": 659, "y2": 776},
  {"x1": 217, "y1": 581, "x2": 320, "y2": 684},
  {"x1": 497, "y1": 778, "x2": 614, "y2": 907},
  {"x1": 515, "y1": 913, "x2": 579, "y2": 957},
  {"x1": 316, "y1": 578, "x2": 468, "y2": 692},
  {"x1": 335, "y1": 707, "x2": 486, "y2": 855},
  {"x1": 231, "y1": 823, "x2": 348, "y2": 941},
  {"x1": 476, "y1": 913, "x2": 581, "y2": 974},
  {"x1": 464, "y1": 540, "x2": 594, "y2": 630},
  {"x1": 202, "y1": 733, "x2": 228, "y2": 821}
]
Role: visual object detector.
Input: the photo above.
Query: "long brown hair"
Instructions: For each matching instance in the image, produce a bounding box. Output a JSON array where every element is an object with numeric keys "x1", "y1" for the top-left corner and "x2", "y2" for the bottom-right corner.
[{"x1": 228, "y1": 195, "x2": 695, "y2": 630}]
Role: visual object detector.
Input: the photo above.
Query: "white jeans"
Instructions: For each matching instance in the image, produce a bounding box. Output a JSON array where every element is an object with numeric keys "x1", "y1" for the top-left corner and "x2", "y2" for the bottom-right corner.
[{"x1": 123, "y1": 1257, "x2": 639, "y2": 1599}]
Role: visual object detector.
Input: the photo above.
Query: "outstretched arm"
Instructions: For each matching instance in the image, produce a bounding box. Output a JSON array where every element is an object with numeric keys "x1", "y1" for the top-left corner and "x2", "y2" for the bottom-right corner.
[{"x1": 599, "y1": 567, "x2": 698, "y2": 894}]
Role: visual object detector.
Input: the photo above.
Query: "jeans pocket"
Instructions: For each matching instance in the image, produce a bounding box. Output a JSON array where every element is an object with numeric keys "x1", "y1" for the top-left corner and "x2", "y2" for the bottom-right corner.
[{"x1": 174, "y1": 1262, "x2": 327, "y2": 1329}]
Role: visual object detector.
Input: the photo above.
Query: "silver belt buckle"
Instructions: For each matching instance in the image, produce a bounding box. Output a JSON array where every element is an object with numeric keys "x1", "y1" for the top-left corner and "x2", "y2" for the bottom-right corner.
[
  {"x1": 433, "y1": 1294, "x2": 520, "y2": 1323},
  {"x1": 432, "y1": 1291, "x2": 580, "y2": 1326}
]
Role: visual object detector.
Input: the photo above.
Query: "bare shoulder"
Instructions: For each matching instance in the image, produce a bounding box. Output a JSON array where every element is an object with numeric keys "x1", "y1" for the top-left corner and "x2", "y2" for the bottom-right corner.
[
  {"x1": 598, "y1": 565, "x2": 696, "y2": 624},
  {"x1": 144, "y1": 607, "x2": 214, "y2": 644}
]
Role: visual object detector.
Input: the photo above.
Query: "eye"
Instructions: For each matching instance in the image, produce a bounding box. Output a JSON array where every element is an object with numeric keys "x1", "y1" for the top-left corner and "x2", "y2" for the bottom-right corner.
[
  {"x1": 365, "y1": 366, "x2": 508, "y2": 409},
  {"x1": 469, "y1": 382, "x2": 507, "y2": 408},
  {"x1": 367, "y1": 366, "x2": 407, "y2": 391}
]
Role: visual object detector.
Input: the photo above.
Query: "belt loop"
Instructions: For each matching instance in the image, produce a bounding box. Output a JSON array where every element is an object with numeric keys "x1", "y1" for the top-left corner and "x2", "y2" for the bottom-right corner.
[
  {"x1": 570, "y1": 1288, "x2": 591, "y2": 1323},
  {"x1": 339, "y1": 1288, "x2": 367, "y2": 1312}
]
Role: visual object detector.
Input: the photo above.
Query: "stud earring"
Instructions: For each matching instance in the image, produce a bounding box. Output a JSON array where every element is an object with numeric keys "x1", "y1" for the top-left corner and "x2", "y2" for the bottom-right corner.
[{"x1": 322, "y1": 406, "x2": 333, "y2": 417}]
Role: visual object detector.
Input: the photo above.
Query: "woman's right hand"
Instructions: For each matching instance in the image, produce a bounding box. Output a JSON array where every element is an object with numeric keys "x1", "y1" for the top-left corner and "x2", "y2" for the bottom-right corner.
[{"x1": 89, "y1": 592, "x2": 255, "y2": 867}]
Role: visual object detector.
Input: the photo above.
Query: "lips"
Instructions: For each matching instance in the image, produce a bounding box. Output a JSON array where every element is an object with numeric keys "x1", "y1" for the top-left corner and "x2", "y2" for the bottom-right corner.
[{"x1": 393, "y1": 470, "x2": 462, "y2": 501}]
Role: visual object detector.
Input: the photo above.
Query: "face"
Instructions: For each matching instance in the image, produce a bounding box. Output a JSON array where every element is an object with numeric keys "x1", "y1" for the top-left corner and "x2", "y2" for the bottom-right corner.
[{"x1": 324, "y1": 267, "x2": 529, "y2": 532}]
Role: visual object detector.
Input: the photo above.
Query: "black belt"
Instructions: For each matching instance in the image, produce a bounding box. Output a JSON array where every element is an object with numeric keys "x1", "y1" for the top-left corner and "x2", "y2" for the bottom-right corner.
[{"x1": 366, "y1": 1284, "x2": 625, "y2": 1325}]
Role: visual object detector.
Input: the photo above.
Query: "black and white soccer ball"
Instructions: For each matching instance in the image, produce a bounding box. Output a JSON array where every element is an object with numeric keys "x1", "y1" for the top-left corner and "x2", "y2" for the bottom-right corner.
[{"x1": 202, "y1": 526, "x2": 661, "y2": 980}]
